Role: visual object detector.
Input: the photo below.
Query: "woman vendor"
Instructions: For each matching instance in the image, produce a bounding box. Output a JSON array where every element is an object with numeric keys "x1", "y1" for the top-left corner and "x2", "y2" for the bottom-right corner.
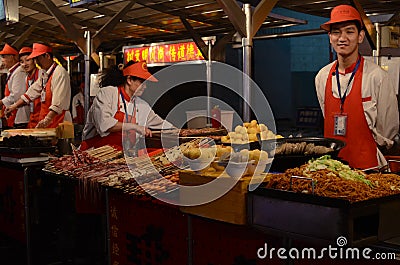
[{"x1": 81, "y1": 60, "x2": 175, "y2": 152}]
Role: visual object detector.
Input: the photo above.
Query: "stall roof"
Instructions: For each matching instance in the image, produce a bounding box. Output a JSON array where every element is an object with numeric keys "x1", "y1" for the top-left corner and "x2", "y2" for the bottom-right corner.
[{"x1": 0, "y1": 0, "x2": 399, "y2": 56}]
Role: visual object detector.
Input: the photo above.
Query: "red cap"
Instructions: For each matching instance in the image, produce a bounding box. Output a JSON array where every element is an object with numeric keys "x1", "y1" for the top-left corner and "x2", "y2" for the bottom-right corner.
[
  {"x1": 122, "y1": 61, "x2": 158, "y2": 82},
  {"x1": 321, "y1": 5, "x2": 362, "y2": 31},
  {"x1": 19, "y1": 47, "x2": 33, "y2": 55},
  {"x1": 27, "y1": 43, "x2": 53, "y2": 59},
  {"x1": 0, "y1": 43, "x2": 18, "y2": 55}
]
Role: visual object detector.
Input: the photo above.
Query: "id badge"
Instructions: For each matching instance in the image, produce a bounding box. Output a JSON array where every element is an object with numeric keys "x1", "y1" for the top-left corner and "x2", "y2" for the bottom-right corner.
[
  {"x1": 41, "y1": 90, "x2": 46, "y2": 102},
  {"x1": 334, "y1": 113, "x2": 347, "y2": 136},
  {"x1": 30, "y1": 102, "x2": 34, "y2": 113}
]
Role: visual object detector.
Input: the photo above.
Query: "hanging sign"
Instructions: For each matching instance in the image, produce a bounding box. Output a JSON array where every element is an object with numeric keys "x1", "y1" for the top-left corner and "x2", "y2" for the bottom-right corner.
[{"x1": 123, "y1": 41, "x2": 205, "y2": 65}]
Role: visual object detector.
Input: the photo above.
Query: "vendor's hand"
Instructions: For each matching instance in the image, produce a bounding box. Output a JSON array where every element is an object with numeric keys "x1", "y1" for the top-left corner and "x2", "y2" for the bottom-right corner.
[
  {"x1": 127, "y1": 124, "x2": 152, "y2": 137},
  {"x1": 5, "y1": 104, "x2": 17, "y2": 117},
  {"x1": 36, "y1": 116, "x2": 52, "y2": 128}
]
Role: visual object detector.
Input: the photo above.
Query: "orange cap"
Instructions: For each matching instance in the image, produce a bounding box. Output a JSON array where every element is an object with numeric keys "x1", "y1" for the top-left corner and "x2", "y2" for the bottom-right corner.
[
  {"x1": 0, "y1": 43, "x2": 18, "y2": 55},
  {"x1": 27, "y1": 43, "x2": 53, "y2": 59},
  {"x1": 122, "y1": 61, "x2": 158, "y2": 82},
  {"x1": 321, "y1": 5, "x2": 362, "y2": 31},
  {"x1": 19, "y1": 46, "x2": 33, "y2": 55}
]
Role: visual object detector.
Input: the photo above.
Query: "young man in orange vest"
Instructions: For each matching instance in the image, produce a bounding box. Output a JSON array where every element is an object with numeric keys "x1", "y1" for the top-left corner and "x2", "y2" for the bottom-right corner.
[
  {"x1": 315, "y1": 5, "x2": 399, "y2": 169},
  {"x1": 19, "y1": 47, "x2": 46, "y2": 128},
  {"x1": 6, "y1": 42, "x2": 72, "y2": 128}
]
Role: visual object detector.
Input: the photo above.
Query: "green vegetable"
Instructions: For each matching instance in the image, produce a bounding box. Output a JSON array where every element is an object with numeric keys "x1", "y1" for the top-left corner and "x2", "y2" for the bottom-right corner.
[{"x1": 304, "y1": 155, "x2": 373, "y2": 187}]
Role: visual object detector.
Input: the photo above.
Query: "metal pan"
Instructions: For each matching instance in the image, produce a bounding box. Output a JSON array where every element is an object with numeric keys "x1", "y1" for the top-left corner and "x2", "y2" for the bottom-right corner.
[{"x1": 258, "y1": 137, "x2": 346, "y2": 172}]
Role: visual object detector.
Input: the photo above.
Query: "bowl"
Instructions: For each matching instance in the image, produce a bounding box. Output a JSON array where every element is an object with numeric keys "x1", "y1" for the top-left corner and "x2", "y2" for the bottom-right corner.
[
  {"x1": 184, "y1": 157, "x2": 212, "y2": 172},
  {"x1": 225, "y1": 161, "x2": 249, "y2": 179},
  {"x1": 247, "y1": 159, "x2": 272, "y2": 175}
]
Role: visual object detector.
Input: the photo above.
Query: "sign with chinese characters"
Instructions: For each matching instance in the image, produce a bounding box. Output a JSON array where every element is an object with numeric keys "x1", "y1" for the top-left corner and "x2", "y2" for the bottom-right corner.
[{"x1": 123, "y1": 41, "x2": 205, "y2": 65}]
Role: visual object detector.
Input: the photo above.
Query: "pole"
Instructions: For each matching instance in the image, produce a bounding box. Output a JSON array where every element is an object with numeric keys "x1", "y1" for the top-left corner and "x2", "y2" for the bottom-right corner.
[
  {"x1": 374, "y1": 22, "x2": 381, "y2": 66},
  {"x1": 242, "y1": 3, "x2": 252, "y2": 122},
  {"x1": 206, "y1": 40, "x2": 212, "y2": 127},
  {"x1": 84, "y1": 31, "x2": 91, "y2": 124}
]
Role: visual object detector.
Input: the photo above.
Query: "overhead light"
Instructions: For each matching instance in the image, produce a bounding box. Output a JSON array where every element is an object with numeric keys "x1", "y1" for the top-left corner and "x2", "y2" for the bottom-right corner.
[
  {"x1": 185, "y1": 4, "x2": 204, "y2": 9},
  {"x1": 201, "y1": 9, "x2": 222, "y2": 15},
  {"x1": 93, "y1": 14, "x2": 105, "y2": 19},
  {"x1": 62, "y1": 2, "x2": 69, "y2": 6},
  {"x1": 81, "y1": 26, "x2": 88, "y2": 29},
  {"x1": 78, "y1": 8, "x2": 88, "y2": 13}
]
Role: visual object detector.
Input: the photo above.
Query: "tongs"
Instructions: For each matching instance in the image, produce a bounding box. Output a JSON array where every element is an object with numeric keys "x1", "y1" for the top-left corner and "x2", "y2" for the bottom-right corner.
[{"x1": 362, "y1": 164, "x2": 389, "y2": 173}]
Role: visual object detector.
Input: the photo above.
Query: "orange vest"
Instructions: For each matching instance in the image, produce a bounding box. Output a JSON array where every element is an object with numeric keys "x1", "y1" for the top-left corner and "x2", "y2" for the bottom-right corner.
[
  {"x1": 38, "y1": 64, "x2": 66, "y2": 128},
  {"x1": 26, "y1": 68, "x2": 41, "y2": 129},
  {"x1": 324, "y1": 57, "x2": 378, "y2": 169}
]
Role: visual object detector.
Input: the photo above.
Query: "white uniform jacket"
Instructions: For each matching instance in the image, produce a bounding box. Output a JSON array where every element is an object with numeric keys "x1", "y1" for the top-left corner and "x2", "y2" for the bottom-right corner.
[
  {"x1": 82, "y1": 85, "x2": 175, "y2": 140},
  {"x1": 21, "y1": 63, "x2": 71, "y2": 119},
  {"x1": 2, "y1": 64, "x2": 30, "y2": 124},
  {"x1": 315, "y1": 58, "x2": 399, "y2": 165}
]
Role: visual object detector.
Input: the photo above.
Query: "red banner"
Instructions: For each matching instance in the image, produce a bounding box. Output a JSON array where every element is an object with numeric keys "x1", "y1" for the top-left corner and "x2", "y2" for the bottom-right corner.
[{"x1": 123, "y1": 41, "x2": 205, "y2": 64}]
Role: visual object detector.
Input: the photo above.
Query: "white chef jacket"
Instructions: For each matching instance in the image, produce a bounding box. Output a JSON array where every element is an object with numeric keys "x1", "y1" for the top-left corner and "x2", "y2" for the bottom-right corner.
[
  {"x1": 82, "y1": 85, "x2": 175, "y2": 140},
  {"x1": 71, "y1": 91, "x2": 84, "y2": 119},
  {"x1": 2, "y1": 64, "x2": 30, "y2": 124},
  {"x1": 21, "y1": 63, "x2": 71, "y2": 119},
  {"x1": 315, "y1": 58, "x2": 399, "y2": 166}
]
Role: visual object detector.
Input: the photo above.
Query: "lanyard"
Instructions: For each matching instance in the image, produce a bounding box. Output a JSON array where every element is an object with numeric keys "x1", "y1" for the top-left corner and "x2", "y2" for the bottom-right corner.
[
  {"x1": 42, "y1": 64, "x2": 57, "y2": 89},
  {"x1": 335, "y1": 57, "x2": 361, "y2": 113},
  {"x1": 120, "y1": 90, "x2": 136, "y2": 124}
]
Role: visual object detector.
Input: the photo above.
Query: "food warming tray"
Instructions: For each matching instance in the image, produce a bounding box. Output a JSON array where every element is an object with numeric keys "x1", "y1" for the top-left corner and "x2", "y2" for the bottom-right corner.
[
  {"x1": 248, "y1": 187, "x2": 400, "y2": 246},
  {"x1": 259, "y1": 137, "x2": 346, "y2": 172}
]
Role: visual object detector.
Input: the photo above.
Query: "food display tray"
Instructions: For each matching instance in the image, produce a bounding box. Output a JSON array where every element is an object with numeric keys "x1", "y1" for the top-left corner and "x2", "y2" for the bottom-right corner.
[
  {"x1": 258, "y1": 137, "x2": 346, "y2": 172},
  {"x1": 248, "y1": 187, "x2": 400, "y2": 246}
]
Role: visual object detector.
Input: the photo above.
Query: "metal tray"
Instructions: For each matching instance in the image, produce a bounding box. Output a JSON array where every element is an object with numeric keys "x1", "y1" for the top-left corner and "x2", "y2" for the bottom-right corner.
[
  {"x1": 0, "y1": 146, "x2": 56, "y2": 154},
  {"x1": 258, "y1": 137, "x2": 346, "y2": 172},
  {"x1": 248, "y1": 187, "x2": 400, "y2": 246}
]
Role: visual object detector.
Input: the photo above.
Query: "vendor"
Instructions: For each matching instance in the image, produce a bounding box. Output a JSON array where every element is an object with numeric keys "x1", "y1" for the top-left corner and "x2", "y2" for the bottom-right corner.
[
  {"x1": 5, "y1": 42, "x2": 72, "y2": 128},
  {"x1": 18, "y1": 46, "x2": 46, "y2": 128},
  {"x1": 71, "y1": 81, "x2": 85, "y2": 125},
  {"x1": 315, "y1": 5, "x2": 399, "y2": 169},
  {"x1": 81, "y1": 60, "x2": 175, "y2": 152},
  {"x1": 0, "y1": 43, "x2": 29, "y2": 128}
]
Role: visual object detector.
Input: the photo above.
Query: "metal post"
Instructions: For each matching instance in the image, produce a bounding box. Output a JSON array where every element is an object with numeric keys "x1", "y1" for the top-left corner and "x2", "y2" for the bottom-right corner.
[
  {"x1": 374, "y1": 23, "x2": 381, "y2": 66},
  {"x1": 84, "y1": 31, "x2": 91, "y2": 124},
  {"x1": 206, "y1": 40, "x2": 212, "y2": 127},
  {"x1": 67, "y1": 56, "x2": 71, "y2": 75},
  {"x1": 242, "y1": 3, "x2": 252, "y2": 122},
  {"x1": 99, "y1": 51, "x2": 104, "y2": 72}
]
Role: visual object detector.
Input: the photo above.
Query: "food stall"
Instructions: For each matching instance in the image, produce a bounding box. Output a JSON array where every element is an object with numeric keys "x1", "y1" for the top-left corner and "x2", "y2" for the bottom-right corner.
[{"x1": 8, "y1": 118, "x2": 394, "y2": 264}]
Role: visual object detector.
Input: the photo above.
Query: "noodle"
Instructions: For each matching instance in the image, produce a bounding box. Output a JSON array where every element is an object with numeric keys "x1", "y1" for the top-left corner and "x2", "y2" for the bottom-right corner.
[{"x1": 265, "y1": 165, "x2": 400, "y2": 202}]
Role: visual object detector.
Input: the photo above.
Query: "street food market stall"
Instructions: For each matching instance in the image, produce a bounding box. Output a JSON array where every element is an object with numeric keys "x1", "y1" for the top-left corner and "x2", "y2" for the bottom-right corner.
[
  {"x1": 1, "y1": 0, "x2": 400, "y2": 265},
  {"x1": 2, "y1": 120, "x2": 399, "y2": 264}
]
